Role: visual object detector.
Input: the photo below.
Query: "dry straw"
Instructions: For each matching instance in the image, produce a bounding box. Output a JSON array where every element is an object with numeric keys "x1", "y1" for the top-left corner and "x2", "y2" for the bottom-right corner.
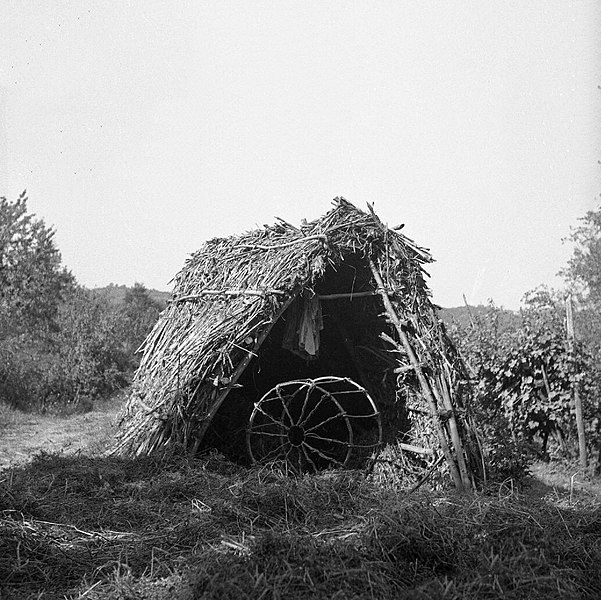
[{"x1": 1, "y1": 452, "x2": 599, "y2": 599}]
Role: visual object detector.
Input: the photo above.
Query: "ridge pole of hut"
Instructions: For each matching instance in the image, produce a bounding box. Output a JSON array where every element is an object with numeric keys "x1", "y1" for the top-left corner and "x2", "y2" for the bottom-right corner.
[{"x1": 368, "y1": 258, "x2": 466, "y2": 492}]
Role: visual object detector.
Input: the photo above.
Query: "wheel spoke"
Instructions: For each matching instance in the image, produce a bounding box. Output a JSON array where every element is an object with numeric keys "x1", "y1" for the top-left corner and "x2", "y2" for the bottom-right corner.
[
  {"x1": 249, "y1": 430, "x2": 287, "y2": 438},
  {"x1": 255, "y1": 403, "x2": 287, "y2": 428},
  {"x1": 299, "y1": 392, "x2": 329, "y2": 427},
  {"x1": 301, "y1": 441, "x2": 346, "y2": 468},
  {"x1": 315, "y1": 389, "x2": 363, "y2": 395},
  {"x1": 305, "y1": 432, "x2": 349, "y2": 446},
  {"x1": 261, "y1": 442, "x2": 288, "y2": 462},
  {"x1": 298, "y1": 383, "x2": 315, "y2": 425},
  {"x1": 276, "y1": 386, "x2": 295, "y2": 426},
  {"x1": 289, "y1": 384, "x2": 307, "y2": 406},
  {"x1": 249, "y1": 419, "x2": 286, "y2": 431},
  {"x1": 281, "y1": 399, "x2": 295, "y2": 426},
  {"x1": 248, "y1": 376, "x2": 381, "y2": 471},
  {"x1": 301, "y1": 444, "x2": 319, "y2": 472},
  {"x1": 305, "y1": 410, "x2": 346, "y2": 433},
  {"x1": 284, "y1": 442, "x2": 295, "y2": 464}
]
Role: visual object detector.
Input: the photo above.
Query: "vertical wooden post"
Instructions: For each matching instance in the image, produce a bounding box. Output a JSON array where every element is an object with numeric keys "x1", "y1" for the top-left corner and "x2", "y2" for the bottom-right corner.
[
  {"x1": 438, "y1": 370, "x2": 472, "y2": 490},
  {"x1": 368, "y1": 259, "x2": 467, "y2": 492},
  {"x1": 566, "y1": 293, "x2": 587, "y2": 469}
]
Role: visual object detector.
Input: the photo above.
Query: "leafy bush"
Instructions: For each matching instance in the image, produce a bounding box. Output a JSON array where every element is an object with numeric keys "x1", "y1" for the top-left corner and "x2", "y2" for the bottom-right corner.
[
  {"x1": 50, "y1": 288, "x2": 131, "y2": 406},
  {"x1": 0, "y1": 194, "x2": 165, "y2": 412},
  {"x1": 118, "y1": 283, "x2": 162, "y2": 362},
  {"x1": 0, "y1": 288, "x2": 131, "y2": 411}
]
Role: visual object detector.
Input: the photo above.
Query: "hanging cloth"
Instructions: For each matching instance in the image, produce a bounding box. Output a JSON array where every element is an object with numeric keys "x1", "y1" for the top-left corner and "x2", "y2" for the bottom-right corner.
[{"x1": 282, "y1": 295, "x2": 323, "y2": 360}]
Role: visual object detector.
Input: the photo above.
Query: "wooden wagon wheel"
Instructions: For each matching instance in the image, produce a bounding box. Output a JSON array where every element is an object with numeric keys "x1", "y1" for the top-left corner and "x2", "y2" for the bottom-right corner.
[{"x1": 246, "y1": 379, "x2": 355, "y2": 472}]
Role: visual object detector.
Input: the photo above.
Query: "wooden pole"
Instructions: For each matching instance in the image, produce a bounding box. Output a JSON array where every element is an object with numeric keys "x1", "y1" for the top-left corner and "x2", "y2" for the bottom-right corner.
[
  {"x1": 565, "y1": 292, "x2": 587, "y2": 469},
  {"x1": 438, "y1": 370, "x2": 472, "y2": 490},
  {"x1": 368, "y1": 259, "x2": 466, "y2": 491},
  {"x1": 191, "y1": 290, "x2": 301, "y2": 451}
]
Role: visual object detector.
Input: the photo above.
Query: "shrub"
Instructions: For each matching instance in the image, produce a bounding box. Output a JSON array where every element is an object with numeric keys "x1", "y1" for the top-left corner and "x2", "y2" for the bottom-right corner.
[{"x1": 0, "y1": 289, "x2": 130, "y2": 411}]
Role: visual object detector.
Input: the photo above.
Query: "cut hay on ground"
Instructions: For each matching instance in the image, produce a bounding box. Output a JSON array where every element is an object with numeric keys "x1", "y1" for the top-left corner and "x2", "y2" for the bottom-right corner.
[{"x1": 1, "y1": 452, "x2": 600, "y2": 599}]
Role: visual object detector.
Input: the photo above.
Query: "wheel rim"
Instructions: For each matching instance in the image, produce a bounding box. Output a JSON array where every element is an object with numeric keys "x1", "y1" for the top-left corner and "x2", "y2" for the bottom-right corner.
[{"x1": 247, "y1": 377, "x2": 381, "y2": 472}]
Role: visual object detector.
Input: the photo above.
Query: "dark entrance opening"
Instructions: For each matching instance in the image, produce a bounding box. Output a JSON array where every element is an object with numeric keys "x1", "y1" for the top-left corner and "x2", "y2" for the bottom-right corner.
[{"x1": 200, "y1": 254, "x2": 408, "y2": 466}]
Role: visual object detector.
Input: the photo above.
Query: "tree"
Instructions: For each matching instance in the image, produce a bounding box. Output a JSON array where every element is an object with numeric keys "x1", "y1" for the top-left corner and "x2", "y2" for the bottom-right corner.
[
  {"x1": 52, "y1": 287, "x2": 130, "y2": 404},
  {"x1": 561, "y1": 205, "x2": 601, "y2": 299},
  {"x1": 0, "y1": 195, "x2": 158, "y2": 411},
  {"x1": 119, "y1": 283, "x2": 162, "y2": 359},
  {"x1": 0, "y1": 191, "x2": 74, "y2": 337},
  {"x1": 559, "y1": 205, "x2": 601, "y2": 346}
]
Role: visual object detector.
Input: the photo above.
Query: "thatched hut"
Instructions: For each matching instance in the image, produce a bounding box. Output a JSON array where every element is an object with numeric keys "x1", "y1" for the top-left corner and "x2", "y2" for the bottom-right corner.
[{"x1": 116, "y1": 198, "x2": 482, "y2": 490}]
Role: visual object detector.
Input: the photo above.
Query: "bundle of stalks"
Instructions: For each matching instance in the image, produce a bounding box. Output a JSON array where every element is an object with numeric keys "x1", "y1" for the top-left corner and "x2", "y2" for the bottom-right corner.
[{"x1": 114, "y1": 198, "x2": 481, "y2": 489}]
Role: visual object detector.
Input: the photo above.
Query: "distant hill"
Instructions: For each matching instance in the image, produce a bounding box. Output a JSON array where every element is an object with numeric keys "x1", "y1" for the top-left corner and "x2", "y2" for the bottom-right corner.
[
  {"x1": 91, "y1": 288, "x2": 517, "y2": 331},
  {"x1": 438, "y1": 305, "x2": 488, "y2": 328},
  {"x1": 93, "y1": 284, "x2": 171, "y2": 309},
  {"x1": 438, "y1": 305, "x2": 520, "y2": 330}
]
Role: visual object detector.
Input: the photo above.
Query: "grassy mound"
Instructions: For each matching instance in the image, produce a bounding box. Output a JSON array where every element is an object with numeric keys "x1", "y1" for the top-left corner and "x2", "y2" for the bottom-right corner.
[{"x1": 1, "y1": 452, "x2": 600, "y2": 599}]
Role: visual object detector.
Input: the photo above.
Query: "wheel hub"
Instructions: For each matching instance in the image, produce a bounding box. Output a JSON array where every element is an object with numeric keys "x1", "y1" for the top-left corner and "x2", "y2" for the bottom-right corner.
[
  {"x1": 247, "y1": 376, "x2": 382, "y2": 472},
  {"x1": 287, "y1": 425, "x2": 305, "y2": 447}
]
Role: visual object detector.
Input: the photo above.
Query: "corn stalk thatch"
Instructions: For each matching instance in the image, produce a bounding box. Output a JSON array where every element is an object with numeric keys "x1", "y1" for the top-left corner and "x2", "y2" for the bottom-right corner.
[{"x1": 115, "y1": 198, "x2": 483, "y2": 491}]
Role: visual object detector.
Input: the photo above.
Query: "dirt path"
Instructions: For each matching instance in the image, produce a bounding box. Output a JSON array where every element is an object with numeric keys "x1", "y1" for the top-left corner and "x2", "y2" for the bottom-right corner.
[
  {"x1": 525, "y1": 460, "x2": 601, "y2": 502},
  {"x1": 2, "y1": 400, "x2": 600, "y2": 503},
  {"x1": 0, "y1": 401, "x2": 121, "y2": 470}
]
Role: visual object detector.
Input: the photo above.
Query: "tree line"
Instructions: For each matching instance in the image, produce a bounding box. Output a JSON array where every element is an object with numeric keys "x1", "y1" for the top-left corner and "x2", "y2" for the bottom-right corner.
[
  {"x1": 2, "y1": 190, "x2": 601, "y2": 474},
  {"x1": 0, "y1": 191, "x2": 162, "y2": 412}
]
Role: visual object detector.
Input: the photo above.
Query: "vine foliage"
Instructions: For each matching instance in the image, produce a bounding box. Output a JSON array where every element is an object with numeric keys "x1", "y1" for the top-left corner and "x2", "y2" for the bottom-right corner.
[{"x1": 448, "y1": 288, "x2": 600, "y2": 478}]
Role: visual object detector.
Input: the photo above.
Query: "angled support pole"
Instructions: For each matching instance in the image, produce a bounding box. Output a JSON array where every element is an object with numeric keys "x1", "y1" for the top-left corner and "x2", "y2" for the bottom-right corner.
[
  {"x1": 190, "y1": 288, "x2": 302, "y2": 453},
  {"x1": 437, "y1": 369, "x2": 472, "y2": 490},
  {"x1": 369, "y1": 258, "x2": 466, "y2": 492}
]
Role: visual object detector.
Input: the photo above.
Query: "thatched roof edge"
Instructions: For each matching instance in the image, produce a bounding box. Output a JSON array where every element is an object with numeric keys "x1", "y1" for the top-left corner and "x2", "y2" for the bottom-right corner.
[{"x1": 115, "y1": 198, "x2": 448, "y2": 458}]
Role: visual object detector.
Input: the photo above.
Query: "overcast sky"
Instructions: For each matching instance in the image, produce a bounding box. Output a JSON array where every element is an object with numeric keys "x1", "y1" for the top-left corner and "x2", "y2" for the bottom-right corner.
[{"x1": 1, "y1": 1, "x2": 599, "y2": 308}]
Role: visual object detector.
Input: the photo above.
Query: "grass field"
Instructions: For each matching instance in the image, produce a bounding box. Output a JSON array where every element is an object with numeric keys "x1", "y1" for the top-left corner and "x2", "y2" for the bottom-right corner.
[
  {"x1": 0, "y1": 398, "x2": 121, "y2": 471},
  {"x1": 1, "y1": 402, "x2": 600, "y2": 599}
]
